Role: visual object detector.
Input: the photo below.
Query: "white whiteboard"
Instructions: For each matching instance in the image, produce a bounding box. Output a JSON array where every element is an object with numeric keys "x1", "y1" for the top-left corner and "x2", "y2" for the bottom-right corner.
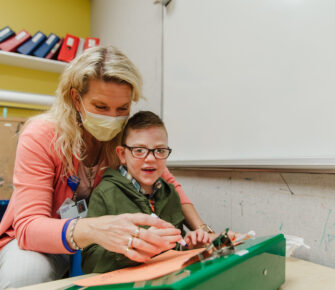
[{"x1": 163, "y1": 0, "x2": 335, "y2": 169}]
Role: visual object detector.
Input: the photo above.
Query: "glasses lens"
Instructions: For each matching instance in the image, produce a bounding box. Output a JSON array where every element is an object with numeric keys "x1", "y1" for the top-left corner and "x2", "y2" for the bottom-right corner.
[
  {"x1": 132, "y1": 147, "x2": 148, "y2": 158},
  {"x1": 154, "y1": 148, "x2": 170, "y2": 159}
]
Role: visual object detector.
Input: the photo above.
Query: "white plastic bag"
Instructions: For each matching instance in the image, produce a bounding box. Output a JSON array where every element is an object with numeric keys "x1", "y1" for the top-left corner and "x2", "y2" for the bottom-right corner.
[{"x1": 284, "y1": 234, "x2": 310, "y2": 257}]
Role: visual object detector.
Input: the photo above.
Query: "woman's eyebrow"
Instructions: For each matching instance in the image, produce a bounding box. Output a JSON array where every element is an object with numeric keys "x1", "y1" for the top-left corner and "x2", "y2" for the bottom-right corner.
[
  {"x1": 90, "y1": 98, "x2": 108, "y2": 104},
  {"x1": 90, "y1": 99, "x2": 130, "y2": 107}
]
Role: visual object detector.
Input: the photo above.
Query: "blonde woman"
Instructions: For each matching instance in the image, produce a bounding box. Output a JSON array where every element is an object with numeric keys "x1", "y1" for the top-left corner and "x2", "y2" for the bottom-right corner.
[{"x1": 0, "y1": 46, "x2": 209, "y2": 289}]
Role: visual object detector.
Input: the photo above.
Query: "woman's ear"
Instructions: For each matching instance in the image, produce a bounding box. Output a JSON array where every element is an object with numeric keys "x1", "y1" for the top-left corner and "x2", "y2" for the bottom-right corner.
[
  {"x1": 70, "y1": 88, "x2": 81, "y2": 112},
  {"x1": 116, "y1": 146, "x2": 126, "y2": 164}
]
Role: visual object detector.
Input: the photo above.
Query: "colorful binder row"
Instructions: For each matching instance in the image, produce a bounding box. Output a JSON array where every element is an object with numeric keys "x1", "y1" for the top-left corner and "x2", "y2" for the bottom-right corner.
[{"x1": 0, "y1": 26, "x2": 100, "y2": 63}]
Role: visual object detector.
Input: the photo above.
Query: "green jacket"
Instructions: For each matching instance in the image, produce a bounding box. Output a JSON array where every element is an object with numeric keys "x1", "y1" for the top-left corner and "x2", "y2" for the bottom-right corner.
[{"x1": 82, "y1": 168, "x2": 185, "y2": 273}]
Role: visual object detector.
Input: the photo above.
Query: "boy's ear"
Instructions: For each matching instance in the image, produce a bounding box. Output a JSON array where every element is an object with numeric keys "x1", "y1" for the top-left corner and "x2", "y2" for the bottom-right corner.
[{"x1": 116, "y1": 145, "x2": 126, "y2": 164}]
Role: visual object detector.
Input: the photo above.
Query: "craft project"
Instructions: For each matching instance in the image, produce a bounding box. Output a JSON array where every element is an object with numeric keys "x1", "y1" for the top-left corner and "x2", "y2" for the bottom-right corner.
[{"x1": 75, "y1": 248, "x2": 204, "y2": 287}]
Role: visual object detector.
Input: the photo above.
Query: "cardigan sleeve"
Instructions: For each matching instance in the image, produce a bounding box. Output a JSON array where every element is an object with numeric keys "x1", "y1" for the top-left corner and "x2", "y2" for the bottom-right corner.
[
  {"x1": 12, "y1": 120, "x2": 72, "y2": 254},
  {"x1": 161, "y1": 168, "x2": 192, "y2": 204}
]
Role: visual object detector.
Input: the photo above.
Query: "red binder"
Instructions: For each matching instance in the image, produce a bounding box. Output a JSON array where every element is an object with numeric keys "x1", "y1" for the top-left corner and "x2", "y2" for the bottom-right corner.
[
  {"x1": 57, "y1": 34, "x2": 79, "y2": 62},
  {"x1": 84, "y1": 37, "x2": 100, "y2": 50},
  {"x1": 0, "y1": 29, "x2": 31, "y2": 52}
]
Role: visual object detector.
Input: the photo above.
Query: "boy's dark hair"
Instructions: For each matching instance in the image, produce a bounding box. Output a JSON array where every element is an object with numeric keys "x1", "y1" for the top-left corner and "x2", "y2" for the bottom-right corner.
[{"x1": 121, "y1": 111, "x2": 167, "y2": 144}]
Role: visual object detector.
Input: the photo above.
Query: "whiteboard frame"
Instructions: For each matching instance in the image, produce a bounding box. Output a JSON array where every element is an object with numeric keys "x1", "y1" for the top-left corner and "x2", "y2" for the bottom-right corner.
[{"x1": 167, "y1": 158, "x2": 335, "y2": 171}]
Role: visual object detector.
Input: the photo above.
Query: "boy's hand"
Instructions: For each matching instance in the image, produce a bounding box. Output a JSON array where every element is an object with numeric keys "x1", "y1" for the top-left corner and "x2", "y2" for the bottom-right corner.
[
  {"x1": 204, "y1": 231, "x2": 242, "y2": 244},
  {"x1": 228, "y1": 230, "x2": 242, "y2": 242},
  {"x1": 185, "y1": 229, "x2": 211, "y2": 249}
]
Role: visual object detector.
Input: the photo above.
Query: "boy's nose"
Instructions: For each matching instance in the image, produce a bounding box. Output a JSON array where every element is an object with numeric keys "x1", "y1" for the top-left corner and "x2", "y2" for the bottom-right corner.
[{"x1": 145, "y1": 151, "x2": 156, "y2": 161}]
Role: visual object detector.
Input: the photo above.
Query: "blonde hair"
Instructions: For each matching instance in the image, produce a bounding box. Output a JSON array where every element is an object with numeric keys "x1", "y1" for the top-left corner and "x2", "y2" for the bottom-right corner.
[{"x1": 28, "y1": 46, "x2": 143, "y2": 176}]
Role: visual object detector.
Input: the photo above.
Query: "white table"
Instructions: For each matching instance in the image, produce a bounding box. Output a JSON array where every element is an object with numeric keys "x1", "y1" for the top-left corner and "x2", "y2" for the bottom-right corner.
[{"x1": 12, "y1": 257, "x2": 335, "y2": 290}]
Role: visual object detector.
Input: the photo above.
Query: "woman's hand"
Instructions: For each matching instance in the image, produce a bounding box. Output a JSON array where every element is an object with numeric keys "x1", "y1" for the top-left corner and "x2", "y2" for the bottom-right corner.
[
  {"x1": 184, "y1": 228, "x2": 211, "y2": 249},
  {"x1": 147, "y1": 226, "x2": 183, "y2": 249},
  {"x1": 69, "y1": 213, "x2": 182, "y2": 262}
]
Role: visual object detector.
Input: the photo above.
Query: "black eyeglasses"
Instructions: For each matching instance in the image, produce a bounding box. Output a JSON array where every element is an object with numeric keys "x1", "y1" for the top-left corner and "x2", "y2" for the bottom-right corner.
[{"x1": 122, "y1": 144, "x2": 172, "y2": 159}]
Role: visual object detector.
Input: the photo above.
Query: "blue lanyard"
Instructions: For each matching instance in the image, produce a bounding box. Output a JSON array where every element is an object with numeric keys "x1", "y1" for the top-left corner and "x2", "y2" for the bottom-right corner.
[{"x1": 67, "y1": 175, "x2": 80, "y2": 202}]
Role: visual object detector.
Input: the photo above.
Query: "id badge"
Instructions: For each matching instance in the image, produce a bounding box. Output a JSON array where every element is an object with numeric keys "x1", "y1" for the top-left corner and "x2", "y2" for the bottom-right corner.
[{"x1": 58, "y1": 198, "x2": 88, "y2": 219}]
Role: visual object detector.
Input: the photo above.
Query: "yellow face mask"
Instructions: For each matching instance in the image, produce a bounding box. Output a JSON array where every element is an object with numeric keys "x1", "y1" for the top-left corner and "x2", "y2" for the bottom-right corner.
[{"x1": 79, "y1": 97, "x2": 128, "y2": 142}]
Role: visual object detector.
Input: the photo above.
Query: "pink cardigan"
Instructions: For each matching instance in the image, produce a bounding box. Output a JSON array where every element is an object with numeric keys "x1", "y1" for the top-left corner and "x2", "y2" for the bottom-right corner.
[{"x1": 0, "y1": 119, "x2": 190, "y2": 254}]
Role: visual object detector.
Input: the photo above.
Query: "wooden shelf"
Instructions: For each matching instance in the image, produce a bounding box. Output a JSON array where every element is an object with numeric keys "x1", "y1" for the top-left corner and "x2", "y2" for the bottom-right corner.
[{"x1": 0, "y1": 50, "x2": 68, "y2": 73}]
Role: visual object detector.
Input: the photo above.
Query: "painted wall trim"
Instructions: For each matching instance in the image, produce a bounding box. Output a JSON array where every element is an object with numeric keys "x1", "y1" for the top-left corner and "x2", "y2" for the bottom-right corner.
[
  {"x1": 0, "y1": 90, "x2": 55, "y2": 106},
  {"x1": 167, "y1": 158, "x2": 335, "y2": 170}
]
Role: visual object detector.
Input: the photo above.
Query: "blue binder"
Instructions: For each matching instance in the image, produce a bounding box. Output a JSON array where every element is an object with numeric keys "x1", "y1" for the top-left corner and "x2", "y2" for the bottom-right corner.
[
  {"x1": 17, "y1": 31, "x2": 46, "y2": 55},
  {"x1": 0, "y1": 26, "x2": 15, "y2": 43},
  {"x1": 33, "y1": 33, "x2": 60, "y2": 58}
]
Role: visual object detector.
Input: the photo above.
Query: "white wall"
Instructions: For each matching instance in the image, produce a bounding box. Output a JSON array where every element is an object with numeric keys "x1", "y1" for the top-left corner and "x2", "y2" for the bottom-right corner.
[
  {"x1": 91, "y1": 0, "x2": 335, "y2": 268},
  {"x1": 91, "y1": 0, "x2": 162, "y2": 115}
]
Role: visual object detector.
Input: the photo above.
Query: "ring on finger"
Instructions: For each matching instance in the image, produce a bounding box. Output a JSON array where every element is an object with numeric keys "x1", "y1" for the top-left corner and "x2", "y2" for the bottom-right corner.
[
  {"x1": 132, "y1": 226, "x2": 140, "y2": 238},
  {"x1": 128, "y1": 236, "x2": 134, "y2": 249}
]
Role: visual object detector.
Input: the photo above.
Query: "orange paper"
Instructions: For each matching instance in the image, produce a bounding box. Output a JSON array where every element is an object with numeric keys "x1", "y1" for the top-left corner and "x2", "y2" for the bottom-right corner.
[{"x1": 75, "y1": 248, "x2": 205, "y2": 287}]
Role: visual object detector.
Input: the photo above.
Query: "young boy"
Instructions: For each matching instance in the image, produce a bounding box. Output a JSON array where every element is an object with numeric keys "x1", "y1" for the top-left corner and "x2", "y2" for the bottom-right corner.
[{"x1": 82, "y1": 111, "x2": 210, "y2": 273}]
